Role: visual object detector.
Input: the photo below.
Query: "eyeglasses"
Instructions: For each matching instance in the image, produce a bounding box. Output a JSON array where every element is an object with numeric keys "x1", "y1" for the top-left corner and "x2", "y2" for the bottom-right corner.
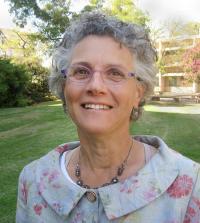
[{"x1": 61, "y1": 64, "x2": 138, "y2": 85}]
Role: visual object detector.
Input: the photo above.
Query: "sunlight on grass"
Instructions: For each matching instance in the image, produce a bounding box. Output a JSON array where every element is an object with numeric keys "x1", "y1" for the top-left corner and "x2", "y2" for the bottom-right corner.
[
  {"x1": 48, "y1": 103, "x2": 63, "y2": 107},
  {"x1": 145, "y1": 103, "x2": 200, "y2": 114}
]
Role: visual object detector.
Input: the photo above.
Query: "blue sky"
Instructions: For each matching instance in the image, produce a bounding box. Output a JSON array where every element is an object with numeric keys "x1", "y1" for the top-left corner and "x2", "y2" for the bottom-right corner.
[{"x1": 0, "y1": 0, "x2": 200, "y2": 30}]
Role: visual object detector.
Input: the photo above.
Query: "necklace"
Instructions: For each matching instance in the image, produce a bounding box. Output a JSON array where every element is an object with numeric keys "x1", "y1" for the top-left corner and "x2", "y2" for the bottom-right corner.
[{"x1": 75, "y1": 140, "x2": 134, "y2": 189}]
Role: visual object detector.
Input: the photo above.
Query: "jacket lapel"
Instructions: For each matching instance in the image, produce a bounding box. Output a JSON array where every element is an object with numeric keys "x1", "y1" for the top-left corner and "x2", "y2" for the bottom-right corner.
[{"x1": 98, "y1": 136, "x2": 179, "y2": 220}]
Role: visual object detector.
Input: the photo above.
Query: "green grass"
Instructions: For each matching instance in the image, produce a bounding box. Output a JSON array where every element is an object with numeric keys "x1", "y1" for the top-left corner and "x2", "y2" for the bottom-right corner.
[{"x1": 0, "y1": 100, "x2": 200, "y2": 223}]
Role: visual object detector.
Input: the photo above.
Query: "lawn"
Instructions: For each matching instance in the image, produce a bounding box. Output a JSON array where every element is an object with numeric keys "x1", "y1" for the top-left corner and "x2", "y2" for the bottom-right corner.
[{"x1": 0, "y1": 100, "x2": 200, "y2": 223}]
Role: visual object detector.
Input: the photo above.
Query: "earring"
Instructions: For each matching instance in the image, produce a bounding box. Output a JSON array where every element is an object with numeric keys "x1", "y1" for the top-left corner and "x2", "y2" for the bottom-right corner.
[
  {"x1": 139, "y1": 99, "x2": 145, "y2": 107},
  {"x1": 131, "y1": 107, "x2": 139, "y2": 121}
]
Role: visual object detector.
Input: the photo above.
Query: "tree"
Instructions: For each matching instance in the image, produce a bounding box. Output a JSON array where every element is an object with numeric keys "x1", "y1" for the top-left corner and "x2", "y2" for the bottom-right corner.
[
  {"x1": 104, "y1": 0, "x2": 149, "y2": 26},
  {"x1": 80, "y1": 0, "x2": 105, "y2": 13},
  {"x1": 0, "y1": 28, "x2": 48, "y2": 58},
  {"x1": 6, "y1": 0, "x2": 150, "y2": 44},
  {"x1": 182, "y1": 43, "x2": 200, "y2": 92},
  {"x1": 0, "y1": 29, "x2": 53, "y2": 106},
  {"x1": 5, "y1": 0, "x2": 74, "y2": 42},
  {"x1": 81, "y1": 0, "x2": 149, "y2": 26},
  {"x1": 163, "y1": 19, "x2": 200, "y2": 37}
]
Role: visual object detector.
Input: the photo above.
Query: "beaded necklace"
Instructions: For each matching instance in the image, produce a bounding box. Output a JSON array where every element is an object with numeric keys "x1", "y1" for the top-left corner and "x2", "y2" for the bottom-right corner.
[{"x1": 75, "y1": 140, "x2": 133, "y2": 189}]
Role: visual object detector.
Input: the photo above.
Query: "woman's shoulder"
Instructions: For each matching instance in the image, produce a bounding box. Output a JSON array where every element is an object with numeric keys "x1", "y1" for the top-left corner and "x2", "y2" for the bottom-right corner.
[
  {"x1": 19, "y1": 141, "x2": 80, "y2": 181},
  {"x1": 134, "y1": 135, "x2": 200, "y2": 175},
  {"x1": 170, "y1": 148, "x2": 200, "y2": 179}
]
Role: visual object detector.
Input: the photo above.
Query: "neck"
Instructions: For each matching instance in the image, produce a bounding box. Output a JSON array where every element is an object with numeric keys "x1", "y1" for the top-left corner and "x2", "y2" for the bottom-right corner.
[
  {"x1": 77, "y1": 127, "x2": 133, "y2": 170},
  {"x1": 67, "y1": 128, "x2": 145, "y2": 189}
]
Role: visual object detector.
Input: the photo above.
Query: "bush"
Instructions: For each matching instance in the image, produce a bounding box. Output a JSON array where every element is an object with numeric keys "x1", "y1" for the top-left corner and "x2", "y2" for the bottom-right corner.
[
  {"x1": 23, "y1": 60, "x2": 52, "y2": 103},
  {"x1": 0, "y1": 58, "x2": 30, "y2": 107},
  {"x1": 0, "y1": 57, "x2": 54, "y2": 108}
]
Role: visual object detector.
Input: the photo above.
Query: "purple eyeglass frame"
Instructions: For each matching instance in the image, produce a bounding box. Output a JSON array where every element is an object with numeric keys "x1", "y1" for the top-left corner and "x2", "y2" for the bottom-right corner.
[{"x1": 61, "y1": 69, "x2": 138, "y2": 80}]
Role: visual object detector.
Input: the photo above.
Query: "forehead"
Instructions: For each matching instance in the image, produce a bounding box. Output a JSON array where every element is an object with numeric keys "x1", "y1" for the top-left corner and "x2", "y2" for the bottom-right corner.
[{"x1": 70, "y1": 35, "x2": 134, "y2": 68}]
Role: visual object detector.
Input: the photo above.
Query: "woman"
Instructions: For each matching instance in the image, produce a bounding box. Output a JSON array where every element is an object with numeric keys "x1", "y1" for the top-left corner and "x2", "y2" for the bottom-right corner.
[{"x1": 16, "y1": 12, "x2": 200, "y2": 223}]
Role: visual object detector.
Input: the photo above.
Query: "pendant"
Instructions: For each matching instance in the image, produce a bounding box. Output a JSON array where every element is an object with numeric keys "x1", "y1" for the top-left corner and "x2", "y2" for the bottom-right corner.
[{"x1": 111, "y1": 177, "x2": 119, "y2": 184}]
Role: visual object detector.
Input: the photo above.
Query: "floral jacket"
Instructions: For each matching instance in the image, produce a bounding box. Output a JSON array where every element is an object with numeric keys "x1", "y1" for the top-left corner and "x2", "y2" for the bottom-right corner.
[{"x1": 16, "y1": 136, "x2": 200, "y2": 223}]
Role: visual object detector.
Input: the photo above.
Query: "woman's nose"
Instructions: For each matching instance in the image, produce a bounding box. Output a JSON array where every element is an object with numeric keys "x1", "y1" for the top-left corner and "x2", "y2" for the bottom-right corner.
[{"x1": 85, "y1": 71, "x2": 107, "y2": 95}]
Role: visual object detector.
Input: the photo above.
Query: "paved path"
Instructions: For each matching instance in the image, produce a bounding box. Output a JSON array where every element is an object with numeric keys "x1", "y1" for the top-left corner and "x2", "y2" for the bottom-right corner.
[{"x1": 145, "y1": 104, "x2": 200, "y2": 114}]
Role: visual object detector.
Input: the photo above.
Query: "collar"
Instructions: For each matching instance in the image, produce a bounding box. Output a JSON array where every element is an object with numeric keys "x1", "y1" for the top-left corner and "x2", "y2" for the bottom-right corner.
[{"x1": 36, "y1": 136, "x2": 179, "y2": 219}]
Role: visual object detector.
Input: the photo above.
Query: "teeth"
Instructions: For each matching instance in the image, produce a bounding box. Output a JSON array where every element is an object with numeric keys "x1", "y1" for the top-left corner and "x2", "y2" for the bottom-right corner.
[{"x1": 84, "y1": 104, "x2": 111, "y2": 110}]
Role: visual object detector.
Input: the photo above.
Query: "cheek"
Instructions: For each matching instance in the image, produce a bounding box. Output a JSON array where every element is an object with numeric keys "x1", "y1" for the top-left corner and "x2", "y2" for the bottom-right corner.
[
  {"x1": 63, "y1": 85, "x2": 74, "y2": 112},
  {"x1": 64, "y1": 84, "x2": 75, "y2": 102},
  {"x1": 120, "y1": 85, "x2": 139, "y2": 108},
  {"x1": 64, "y1": 84, "x2": 82, "y2": 111}
]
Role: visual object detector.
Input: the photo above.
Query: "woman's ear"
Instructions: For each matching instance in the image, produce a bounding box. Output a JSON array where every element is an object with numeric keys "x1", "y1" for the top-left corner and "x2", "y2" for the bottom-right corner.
[{"x1": 134, "y1": 82, "x2": 146, "y2": 107}]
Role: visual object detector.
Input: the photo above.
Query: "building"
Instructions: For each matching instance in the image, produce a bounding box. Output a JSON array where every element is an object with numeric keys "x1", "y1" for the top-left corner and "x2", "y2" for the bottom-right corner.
[{"x1": 155, "y1": 35, "x2": 200, "y2": 95}]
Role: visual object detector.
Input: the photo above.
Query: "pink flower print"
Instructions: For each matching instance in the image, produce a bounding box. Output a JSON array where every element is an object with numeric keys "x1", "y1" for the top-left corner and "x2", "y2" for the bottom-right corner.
[
  {"x1": 120, "y1": 179, "x2": 139, "y2": 194},
  {"x1": 193, "y1": 196, "x2": 200, "y2": 208},
  {"x1": 21, "y1": 180, "x2": 28, "y2": 204},
  {"x1": 184, "y1": 196, "x2": 200, "y2": 223},
  {"x1": 38, "y1": 181, "x2": 47, "y2": 195},
  {"x1": 109, "y1": 214, "x2": 117, "y2": 220},
  {"x1": 52, "y1": 182, "x2": 61, "y2": 189},
  {"x1": 167, "y1": 175, "x2": 193, "y2": 198},
  {"x1": 183, "y1": 216, "x2": 190, "y2": 223},
  {"x1": 55, "y1": 144, "x2": 68, "y2": 154},
  {"x1": 187, "y1": 207, "x2": 196, "y2": 217},
  {"x1": 34, "y1": 204, "x2": 43, "y2": 216},
  {"x1": 48, "y1": 170, "x2": 60, "y2": 183},
  {"x1": 72, "y1": 211, "x2": 85, "y2": 223},
  {"x1": 143, "y1": 186, "x2": 159, "y2": 202},
  {"x1": 42, "y1": 169, "x2": 49, "y2": 177}
]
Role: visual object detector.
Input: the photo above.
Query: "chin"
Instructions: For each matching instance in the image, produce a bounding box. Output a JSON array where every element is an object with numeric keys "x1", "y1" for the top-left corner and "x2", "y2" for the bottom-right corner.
[{"x1": 77, "y1": 122, "x2": 112, "y2": 135}]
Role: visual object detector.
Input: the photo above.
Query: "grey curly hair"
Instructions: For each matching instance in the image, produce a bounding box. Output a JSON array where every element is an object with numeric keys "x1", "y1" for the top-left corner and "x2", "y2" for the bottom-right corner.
[{"x1": 49, "y1": 11, "x2": 157, "y2": 121}]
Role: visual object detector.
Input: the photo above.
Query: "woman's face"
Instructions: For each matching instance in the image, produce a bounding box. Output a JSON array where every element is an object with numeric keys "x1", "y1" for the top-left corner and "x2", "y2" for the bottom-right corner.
[{"x1": 64, "y1": 35, "x2": 143, "y2": 135}]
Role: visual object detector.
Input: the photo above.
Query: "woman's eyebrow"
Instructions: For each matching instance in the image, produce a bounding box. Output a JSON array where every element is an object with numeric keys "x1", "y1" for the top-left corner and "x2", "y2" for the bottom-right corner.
[
  {"x1": 71, "y1": 61, "x2": 92, "y2": 67},
  {"x1": 71, "y1": 61, "x2": 129, "y2": 70}
]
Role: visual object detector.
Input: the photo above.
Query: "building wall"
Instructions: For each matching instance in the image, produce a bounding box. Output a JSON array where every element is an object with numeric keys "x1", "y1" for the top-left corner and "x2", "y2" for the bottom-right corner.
[{"x1": 156, "y1": 35, "x2": 200, "y2": 94}]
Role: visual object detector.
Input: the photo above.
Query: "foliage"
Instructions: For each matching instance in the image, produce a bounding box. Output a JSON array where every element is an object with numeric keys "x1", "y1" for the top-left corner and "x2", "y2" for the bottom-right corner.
[
  {"x1": 21, "y1": 59, "x2": 52, "y2": 103},
  {"x1": 182, "y1": 43, "x2": 200, "y2": 82},
  {"x1": 82, "y1": 0, "x2": 150, "y2": 26},
  {"x1": 156, "y1": 58, "x2": 166, "y2": 74},
  {"x1": 80, "y1": 0, "x2": 105, "y2": 13},
  {"x1": 0, "y1": 29, "x2": 53, "y2": 107},
  {"x1": 0, "y1": 58, "x2": 30, "y2": 107},
  {"x1": 163, "y1": 19, "x2": 200, "y2": 37},
  {"x1": 5, "y1": 0, "x2": 74, "y2": 42},
  {"x1": 6, "y1": 0, "x2": 150, "y2": 44},
  {"x1": 0, "y1": 57, "x2": 52, "y2": 107},
  {"x1": 104, "y1": 0, "x2": 149, "y2": 26},
  {"x1": 0, "y1": 29, "x2": 49, "y2": 58}
]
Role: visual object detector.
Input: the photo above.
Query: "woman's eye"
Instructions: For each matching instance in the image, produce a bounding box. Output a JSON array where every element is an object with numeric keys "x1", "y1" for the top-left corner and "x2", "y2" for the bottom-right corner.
[
  {"x1": 107, "y1": 69, "x2": 125, "y2": 78},
  {"x1": 72, "y1": 67, "x2": 90, "y2": 78},
  {"x1": 75, "y1": 68, "x2": 88, "y2": 75}
]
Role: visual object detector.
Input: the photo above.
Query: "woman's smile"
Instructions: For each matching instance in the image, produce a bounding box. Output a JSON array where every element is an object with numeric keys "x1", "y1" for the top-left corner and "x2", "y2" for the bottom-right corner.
[{"x1": 81, "y1": 103, "x2": 113, "y2": 110}]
